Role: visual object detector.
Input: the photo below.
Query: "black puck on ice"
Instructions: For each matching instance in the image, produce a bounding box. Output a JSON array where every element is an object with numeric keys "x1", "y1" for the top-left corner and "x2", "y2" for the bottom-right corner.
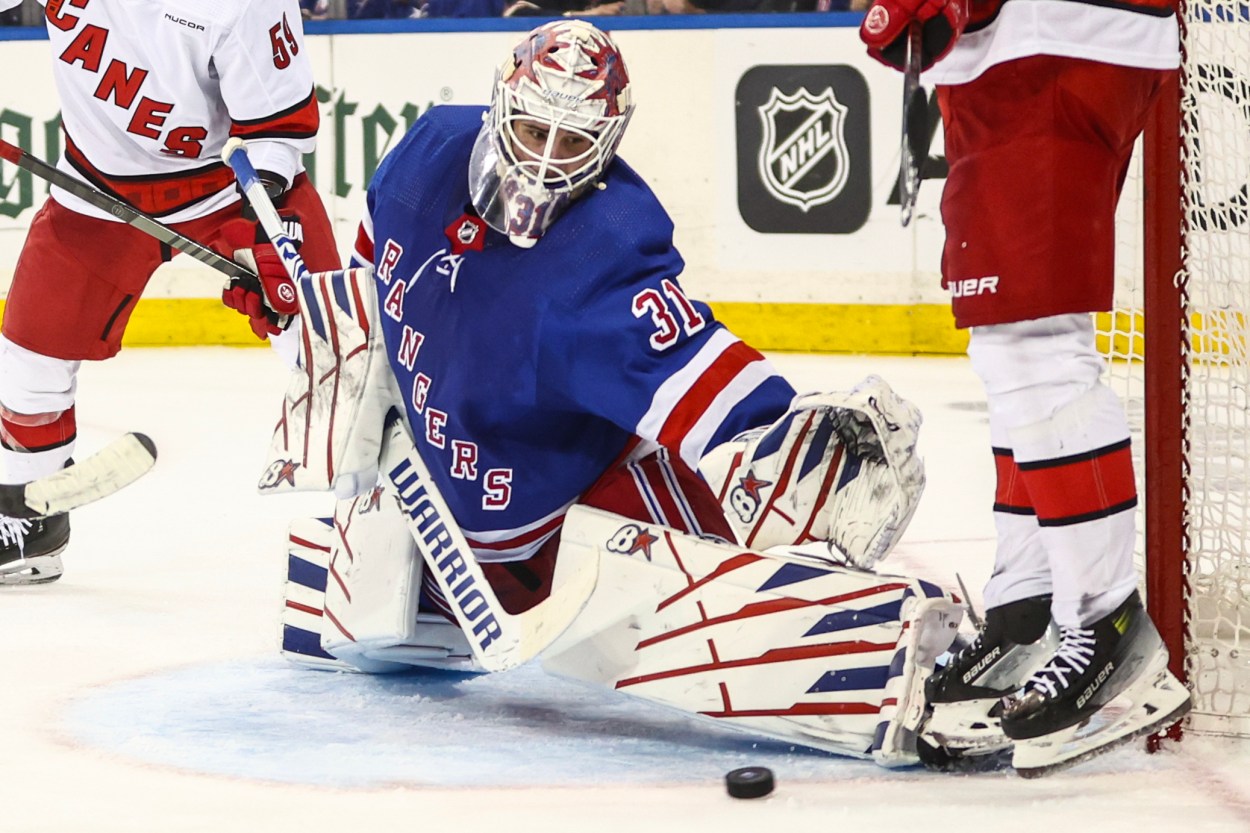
[{"x1": 725, "y1": 766, "x2": 774, "y2": 799}]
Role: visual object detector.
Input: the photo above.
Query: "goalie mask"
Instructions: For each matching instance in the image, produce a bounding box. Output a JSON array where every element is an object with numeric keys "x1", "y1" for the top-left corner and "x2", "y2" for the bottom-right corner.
[{"x1": 469, "y1": 19, "x2": 634, "y2": 249}]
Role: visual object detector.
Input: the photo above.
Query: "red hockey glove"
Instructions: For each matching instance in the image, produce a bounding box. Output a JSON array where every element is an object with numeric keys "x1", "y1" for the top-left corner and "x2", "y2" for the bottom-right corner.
[
  {"x1": 859, "y1": 0, "x2": 968, "y2": 72},
  {"x1": 221, "y1": 215, "x2": 303, "y2": 340}
]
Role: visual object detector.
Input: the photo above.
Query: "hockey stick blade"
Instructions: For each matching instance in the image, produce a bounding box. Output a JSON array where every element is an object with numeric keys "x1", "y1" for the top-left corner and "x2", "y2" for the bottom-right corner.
[
  {"x1": 0, "y1": 137, "x2": 253, "y2": 281},
  {"x1": 0, "y1": 433, "x2": 158, "y2": 519},
  {"x1": 899, "y1": 21, "x2": 924, "y2": 227}
]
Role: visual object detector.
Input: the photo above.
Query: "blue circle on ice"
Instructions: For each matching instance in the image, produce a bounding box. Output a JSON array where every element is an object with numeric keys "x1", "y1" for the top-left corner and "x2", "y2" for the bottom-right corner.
[{"x1": 62, "y1": 659, "x2": 855, "y2": 788}]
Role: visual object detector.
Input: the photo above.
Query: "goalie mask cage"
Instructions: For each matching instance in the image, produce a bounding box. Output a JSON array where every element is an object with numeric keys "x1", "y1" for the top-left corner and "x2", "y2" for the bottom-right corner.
[{"x1": 1111, "y1": 0, "x2": 1250, "y2": 739}]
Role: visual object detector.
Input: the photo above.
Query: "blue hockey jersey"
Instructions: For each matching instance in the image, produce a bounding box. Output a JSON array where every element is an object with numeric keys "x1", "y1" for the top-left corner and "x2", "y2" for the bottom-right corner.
[{"x1": 352, "y1": 105, "x2": 796, "y2": 562}]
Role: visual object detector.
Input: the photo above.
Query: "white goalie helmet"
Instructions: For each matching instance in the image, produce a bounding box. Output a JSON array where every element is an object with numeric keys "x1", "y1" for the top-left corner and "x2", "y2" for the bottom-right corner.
[{"x1": 469, "y1": 19, "x2": 634, "y2": 248}]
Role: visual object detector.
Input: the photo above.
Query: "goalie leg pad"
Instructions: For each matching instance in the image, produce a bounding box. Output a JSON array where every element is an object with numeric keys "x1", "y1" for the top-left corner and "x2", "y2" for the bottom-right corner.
[
  {"x1": 321, "y1": 485, "x2": 478, "y2": 672},
  {"x1": 279, "y1": 493, "x2": 479, "y2": 674},
  {"x1": 871, "y1": 592, "x2": 964, "y2": 766},
  {"x1": 281, "y1": 516, "x2": 359, "y2": 672},
  {"x1": 542, "y1": 505, "x2": 961, "y2": 764}
]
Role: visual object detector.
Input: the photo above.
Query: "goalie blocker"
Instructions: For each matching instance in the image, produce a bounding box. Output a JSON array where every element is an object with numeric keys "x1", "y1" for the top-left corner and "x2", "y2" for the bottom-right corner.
[{"x1": 266, "y1": 264, "x2": 957, "y2": 765}]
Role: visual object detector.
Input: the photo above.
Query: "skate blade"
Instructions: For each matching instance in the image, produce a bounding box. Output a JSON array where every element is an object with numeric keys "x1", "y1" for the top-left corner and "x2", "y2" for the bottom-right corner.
[
  {"x1": 922, "y1": 698, "x2": 1012, "y2": 754},
  {"x1": 1012, "y1": 669, "x2": 1192, "y2": 778},
  {"x1": 0, "y1": 552, "x2": 65, "y2": 586},
  {"x1": 918, "y1": 738, "x2": 1015, "y2": 773}
]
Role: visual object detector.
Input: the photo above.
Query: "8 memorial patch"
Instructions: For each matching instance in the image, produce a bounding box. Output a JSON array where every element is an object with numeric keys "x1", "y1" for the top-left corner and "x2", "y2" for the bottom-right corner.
[{"x1": 735, "y1": 65, "x2": 871, "y2": 234}]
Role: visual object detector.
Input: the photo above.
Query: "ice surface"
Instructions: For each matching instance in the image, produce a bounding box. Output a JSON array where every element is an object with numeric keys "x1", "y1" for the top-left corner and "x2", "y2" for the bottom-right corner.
[{"x1": 3, "y1": 348, "x2": 1249, "y2": 832}]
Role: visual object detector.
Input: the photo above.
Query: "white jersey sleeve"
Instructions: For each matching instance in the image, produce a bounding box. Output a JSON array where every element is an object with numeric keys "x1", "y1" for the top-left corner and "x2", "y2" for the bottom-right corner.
[{"x1": 212, "y1": 0, "x2": 320, "y2": 185}]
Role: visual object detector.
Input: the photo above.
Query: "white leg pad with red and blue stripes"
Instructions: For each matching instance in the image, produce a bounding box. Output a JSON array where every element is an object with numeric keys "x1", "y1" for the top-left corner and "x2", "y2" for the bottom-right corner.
[
  {"x1": 542, "y1": 505, "x2": 962, "y2": 766},
  {"x1": 280, "y1": 496, "x2": 478, "y2": 674}
]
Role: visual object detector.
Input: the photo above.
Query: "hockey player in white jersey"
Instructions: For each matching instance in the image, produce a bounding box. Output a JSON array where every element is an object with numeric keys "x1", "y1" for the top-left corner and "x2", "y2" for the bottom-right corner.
[
  {"x1": 0, "y1": 0, "x2": 340, "y2": 585},
  {"x1": 250, "y1": 19, "x2": 970, "y2": 769},
  {"x1": 860, "y1": 0, "x2": 1190, "y2": 776}
]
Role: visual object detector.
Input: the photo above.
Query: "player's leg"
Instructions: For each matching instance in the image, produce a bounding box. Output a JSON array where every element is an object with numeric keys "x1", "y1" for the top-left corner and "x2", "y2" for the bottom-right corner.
[
  {"x1": 504, "y1": 451, "x2": 959, "y2": 765},
  {"x1": 0, "y1": 199, "x2": 162, "y2": 584},
  {"x1": 971, "y1": 316, "x2": 1190, "y2": 774},
  {"x1": 922, "y1": 341, "x2": 1059, "y2": 762},
  {"x1": 989, "y1": 62, "x2": 1191, "y2": 775},
  {"x1": 469, "y1": 446, "x2": 740, "y2": 617},
  {"x1": 0, "y1": 338, "x2": 77, "y2": 585},
  {"x1": 546, "y1": 503, "x2": 963, "y2": 765},
  {"x1": 936, "y1": 57, "x2": 1188, "y2": 774}
]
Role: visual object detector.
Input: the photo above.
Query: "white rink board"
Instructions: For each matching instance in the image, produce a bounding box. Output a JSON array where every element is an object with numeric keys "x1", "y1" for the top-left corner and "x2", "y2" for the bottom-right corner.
[{"x1": 0, "y1": 23, "x2": 947, "y2": 308}]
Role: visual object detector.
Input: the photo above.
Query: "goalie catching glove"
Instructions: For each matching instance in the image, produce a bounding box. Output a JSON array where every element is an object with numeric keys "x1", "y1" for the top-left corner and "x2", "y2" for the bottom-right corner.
[{"x1": 701, "y1": 374, "x2": 925, "y2": 570}]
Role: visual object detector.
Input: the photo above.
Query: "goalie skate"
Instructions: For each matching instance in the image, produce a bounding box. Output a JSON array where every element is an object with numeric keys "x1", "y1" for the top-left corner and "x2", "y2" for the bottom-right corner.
[{"x1": 1003, "y1": 591, "x2": 1192, "y2": 778}]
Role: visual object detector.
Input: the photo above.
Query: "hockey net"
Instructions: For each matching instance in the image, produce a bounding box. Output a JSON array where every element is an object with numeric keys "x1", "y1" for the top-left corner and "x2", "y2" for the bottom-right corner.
[{"x1": 1106, "y1": 2, "x2": 1250, "y2": 737}]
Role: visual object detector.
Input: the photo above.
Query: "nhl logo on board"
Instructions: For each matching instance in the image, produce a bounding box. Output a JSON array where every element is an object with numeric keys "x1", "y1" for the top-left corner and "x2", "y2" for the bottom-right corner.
[{"x1": 757, "y1": 87, "x2": 850, "y2": 212}]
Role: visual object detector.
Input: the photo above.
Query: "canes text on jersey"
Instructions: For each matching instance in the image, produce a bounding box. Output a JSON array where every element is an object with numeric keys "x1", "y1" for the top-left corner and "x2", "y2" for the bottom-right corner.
[{"x1": 46, "y1": 0, "x2": 211, "y2": 156}]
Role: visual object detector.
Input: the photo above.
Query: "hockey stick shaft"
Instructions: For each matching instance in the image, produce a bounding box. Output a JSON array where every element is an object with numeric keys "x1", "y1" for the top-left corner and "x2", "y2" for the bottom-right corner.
[
  {"x1": 0, "y1": 433, "x2": 157, "y2": 519},
  {"x1": 221, "y1": 138, "x2": 311, "y2": 285},
  {"x1": 0, "y1": 138, "x2": 254, "y2": 281},
  {"x1": 899, "y1": 21, "x2": 924, "y2": 227}
]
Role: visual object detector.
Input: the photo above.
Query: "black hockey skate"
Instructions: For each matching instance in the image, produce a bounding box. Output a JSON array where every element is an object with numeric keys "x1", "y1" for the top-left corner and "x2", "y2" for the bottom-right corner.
[
  {"x1": 918, "y1": 594, "x2": 1057, "y2": 770},
  {"x1": 0, "y1": 512, "x2": 69, "y2": 585},
  {"x1": 1002, "y1": 590, "x2": 1192, "y2": 778}
]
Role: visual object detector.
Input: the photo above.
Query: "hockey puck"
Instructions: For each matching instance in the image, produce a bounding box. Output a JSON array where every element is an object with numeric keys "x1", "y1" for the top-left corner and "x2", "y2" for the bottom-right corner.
[{"x1": 725, "y1": 766, "x2": 774, "y2": 799}]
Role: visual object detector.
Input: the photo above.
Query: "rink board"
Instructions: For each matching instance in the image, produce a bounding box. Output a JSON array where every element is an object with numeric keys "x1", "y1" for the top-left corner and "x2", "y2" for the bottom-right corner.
[{"x1": 0, "y1": 16, "x2": 961, "y2": 351}]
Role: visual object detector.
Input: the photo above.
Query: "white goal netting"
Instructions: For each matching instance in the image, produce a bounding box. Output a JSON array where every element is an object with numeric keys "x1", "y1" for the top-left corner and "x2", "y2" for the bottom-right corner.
[{"x1": 1106, "y1": 5, "x2": 1250, "y2": 736}]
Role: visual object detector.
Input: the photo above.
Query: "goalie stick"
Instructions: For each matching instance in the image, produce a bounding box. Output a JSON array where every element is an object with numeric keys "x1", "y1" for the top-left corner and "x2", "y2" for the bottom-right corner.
[
  {"x1": 0, "y1": 137, "x2": 255, "y2": 282},
  {"x1": 899, "y1": 21, "x2": 926, "y2": 227},
  {"x1": 0, "y1": 433, "x2": 157, "y2": 519},
  {"x1": 378, "y1": 409, "x2": 596, "y2": 672}
]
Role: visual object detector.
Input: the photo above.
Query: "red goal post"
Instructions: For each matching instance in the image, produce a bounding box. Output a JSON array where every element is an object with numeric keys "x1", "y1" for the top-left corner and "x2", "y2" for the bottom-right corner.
[{"x1": 1122, "y1": 4, "x2": 1250, "y2": 739}]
